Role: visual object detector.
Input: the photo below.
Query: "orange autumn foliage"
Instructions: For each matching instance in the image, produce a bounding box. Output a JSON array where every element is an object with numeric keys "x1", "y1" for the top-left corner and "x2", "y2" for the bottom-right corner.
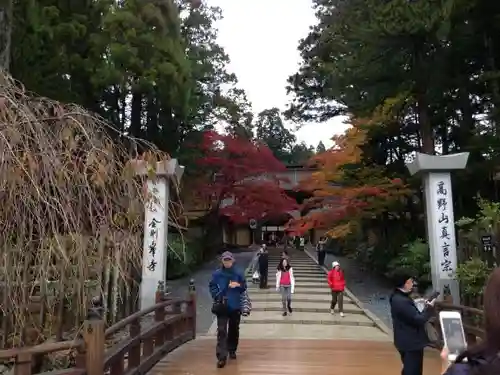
[{"x1": 287, "y1": 117, "x2": 410, "y2": 238}]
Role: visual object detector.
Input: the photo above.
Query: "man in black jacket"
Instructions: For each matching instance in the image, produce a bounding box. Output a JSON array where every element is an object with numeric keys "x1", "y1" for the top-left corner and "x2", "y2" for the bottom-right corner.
[{"x1": 390, "y1": 274, "x2": 435, "y2": 375}]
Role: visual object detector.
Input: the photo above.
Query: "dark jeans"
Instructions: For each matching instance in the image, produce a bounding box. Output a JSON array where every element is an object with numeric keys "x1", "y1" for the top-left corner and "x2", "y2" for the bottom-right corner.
[
  {"x1": 216, "y1": 310, "x2": 241, "y2": 360},
  {"x1": 398, "y1": 349, "x2": 424, "y2": 375},
  {"x1": 259, "y1": 267, "x2": 268, "y2": 288},
  {"x1": 317, "y1": 250, "x2": 326, "y2": 266},
  {"x1": 331, "y1": 291, "x2": 344, "y2": 312}
]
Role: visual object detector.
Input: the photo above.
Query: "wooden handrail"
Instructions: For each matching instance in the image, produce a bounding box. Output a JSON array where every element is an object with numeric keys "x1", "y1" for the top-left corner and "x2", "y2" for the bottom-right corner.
[
  {"x1": 0, "y1": 340, "x2": 84, "y2": 359},
  {"x1": 0, "y1": 279, "x2": 197, "y2": 375},
  {"x1": 436, "y1": 302, "x2": 484, "y2": 316},
  {"x1": 105, "y1": 298, "x2": 184, "y2": 337}
]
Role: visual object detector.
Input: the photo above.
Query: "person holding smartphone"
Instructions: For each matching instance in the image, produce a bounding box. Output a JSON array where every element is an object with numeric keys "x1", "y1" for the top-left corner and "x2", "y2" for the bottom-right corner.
[
  {"x1": 390, "y1": 274, "x2": 435, "y2": 375},
  {"x1": 439, "y1": 267, "x2": 500, "y2": 375},
  {"x1": 209, "y1": 251, "x2": 247, "y2": 368}
]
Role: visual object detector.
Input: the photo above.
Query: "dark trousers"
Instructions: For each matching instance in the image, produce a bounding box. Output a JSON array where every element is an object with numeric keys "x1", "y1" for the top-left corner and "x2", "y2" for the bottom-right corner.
[
  {"x1": 259, "y1": 266, "x2": 268, "y2": 288},
  {"x1": 216, "y1": 310, "x2": 241, "y2": 360},
  {"x1": 331, "y1": 291, "x2": 344, "y2": 312},
  {"x1": 398, "y1": 349, "x2": 424, "y2": 375},
  {"x1": 317, "y1": 250, "x2": 326, "y2": 266}
]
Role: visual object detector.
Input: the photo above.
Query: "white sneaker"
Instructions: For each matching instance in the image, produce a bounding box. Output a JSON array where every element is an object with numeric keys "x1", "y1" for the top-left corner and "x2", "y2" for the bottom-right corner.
[
  {"x1": 330, "y1": 309, "x2": 334, "y2": 314},
  {"x1": 340, "y1": 312, "x2": 345, "y2": 317}
]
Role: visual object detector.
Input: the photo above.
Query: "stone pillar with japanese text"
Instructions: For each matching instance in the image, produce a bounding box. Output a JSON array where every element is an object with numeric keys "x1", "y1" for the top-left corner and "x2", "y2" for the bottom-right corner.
[
  {"x1": 131, "y1": 159, "x2": 185, "y2": 309},
  {"x1": 406, "y1": 152, "x2": 469, "y2": 303}
]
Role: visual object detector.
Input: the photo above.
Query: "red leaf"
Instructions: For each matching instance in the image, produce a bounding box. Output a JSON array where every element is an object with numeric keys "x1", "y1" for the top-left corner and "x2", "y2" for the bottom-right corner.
[{"x1": 195, "y1": 131, "x2": 297, "y2": 222}]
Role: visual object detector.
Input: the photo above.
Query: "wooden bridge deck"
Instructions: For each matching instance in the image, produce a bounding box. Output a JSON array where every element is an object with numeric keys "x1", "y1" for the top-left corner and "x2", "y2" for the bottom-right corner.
[
  {"x1": 150, "y1": 248, "x2": 442, "y2": 374},
  {"x1": 151, "y1": 339, "x2": 441, "y2": 374}
]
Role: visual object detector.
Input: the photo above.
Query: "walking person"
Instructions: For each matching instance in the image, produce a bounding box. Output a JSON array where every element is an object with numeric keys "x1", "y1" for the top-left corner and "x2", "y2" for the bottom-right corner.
[
  {"x1": 257, "y1": 244, "x2": 269, "y2": 289},
  {"x1": 276, "y1": 258, "x2": 295, "y2": 316},
  {"x1": 390, "y1": 274, "x2": 434, "y2": 375},
  {"x1": 327, "y1": 261, "x2": 346, "y2": 317},
  {"x1": 439, "y1": 267, "x2": 500, "y2": 375},
  {"x1": 317, "y1": 236, "x2": 326, "y2": 266},
  {"x1": 209, "y1": 251, "x2": 247, "y2": 368}
]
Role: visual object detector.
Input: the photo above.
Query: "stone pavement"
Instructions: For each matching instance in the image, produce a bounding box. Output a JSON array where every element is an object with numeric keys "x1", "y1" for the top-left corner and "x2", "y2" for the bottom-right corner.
[{"x1": 206, "y1": 248, "x2": 392, "y2": 341}]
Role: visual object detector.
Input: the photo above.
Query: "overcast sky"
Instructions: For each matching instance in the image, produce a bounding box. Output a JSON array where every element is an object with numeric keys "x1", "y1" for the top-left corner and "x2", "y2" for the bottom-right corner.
[{"x1": 207, "y1": 0, "x2": 348, "y2": 148}]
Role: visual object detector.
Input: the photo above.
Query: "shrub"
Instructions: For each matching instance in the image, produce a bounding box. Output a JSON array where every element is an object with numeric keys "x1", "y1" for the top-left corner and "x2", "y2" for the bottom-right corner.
[
  {"x1": 386, "y1": 238, "x2": 431, "y2": 287},
  {"x1": 167, "y1": 234, "x2": 203, "y2": 279},
  {"x1": 455, "y1": 257, "x2": 492, "y2": 300}
]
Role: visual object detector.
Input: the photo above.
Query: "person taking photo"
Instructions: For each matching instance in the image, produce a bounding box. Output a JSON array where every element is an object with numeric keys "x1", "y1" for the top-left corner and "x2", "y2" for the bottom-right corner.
[
  {"x1": 439, "y1": 267, "x2": 500, "y2": 375},
  {"x1": 390, "y1": 274, "x2": 435, "y2": 375}
]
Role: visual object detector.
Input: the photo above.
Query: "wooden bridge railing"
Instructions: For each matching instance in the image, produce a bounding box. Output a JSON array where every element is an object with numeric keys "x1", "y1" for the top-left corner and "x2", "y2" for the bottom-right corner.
[
  {"x1": 427, "y1": 301, "x2": 484, "y2": 348},
  {"x1": 0, "y1": 280, "x2": 196, "y2": 375}
]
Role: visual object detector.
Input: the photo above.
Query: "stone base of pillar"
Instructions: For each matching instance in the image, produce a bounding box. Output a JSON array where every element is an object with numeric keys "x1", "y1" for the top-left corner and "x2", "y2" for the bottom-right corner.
[{"x1": 140, "y1": 276, "x2": 161, "y2": 310}]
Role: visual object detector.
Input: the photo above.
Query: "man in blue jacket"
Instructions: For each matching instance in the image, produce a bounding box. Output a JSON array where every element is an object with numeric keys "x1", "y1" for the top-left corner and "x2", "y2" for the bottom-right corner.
[
  {"x1": 209, "y1": 251, "x2": 247, "y2": 368},
  {"x1": 390, "y1": 274, "x2": 435, "y2": 375}
]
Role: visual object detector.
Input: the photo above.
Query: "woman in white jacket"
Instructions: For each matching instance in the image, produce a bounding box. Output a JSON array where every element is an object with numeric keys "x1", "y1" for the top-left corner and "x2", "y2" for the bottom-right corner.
[{"x1": 276, "y1": 258, "x2": 295, "y2": 316}]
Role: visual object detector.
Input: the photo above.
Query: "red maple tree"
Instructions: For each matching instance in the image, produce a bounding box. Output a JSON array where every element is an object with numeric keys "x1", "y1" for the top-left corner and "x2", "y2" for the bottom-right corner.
[{"x1": 195, "y1": 130, "x2": 298, "y2": 224}]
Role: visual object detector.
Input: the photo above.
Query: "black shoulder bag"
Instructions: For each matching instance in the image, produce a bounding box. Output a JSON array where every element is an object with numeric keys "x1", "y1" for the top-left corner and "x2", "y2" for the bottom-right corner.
[{"x1": 211, "y1": 281, "x2": 229, "y2": 316}]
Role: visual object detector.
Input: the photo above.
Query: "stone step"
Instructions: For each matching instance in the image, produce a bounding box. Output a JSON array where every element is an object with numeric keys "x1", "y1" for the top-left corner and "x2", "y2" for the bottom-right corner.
[
  {"x1": 247, "y1": 277, "x2": 326, "y2": 283},
  {"x1": 237, "y1": 323, "x2": 390, "y2": 340},
  {"x1": 249, "y1": 287, "x2": 330, "y2": 295},
  {"x1": 248, "y1": 270, "x2": 324, "y2": 276},
  {"x1": 241, "y1": 311, "x2": 375, "y2": 327},
  {"x1": 250, "y1": 295, "x2": 351, "y2": 303},
  {"x1": 248, "y1": 273, "x2": 327, "y2": 279},
  {"x1": 252, "y1": 305, "x2": 363, "y2": 314},
  {"x1": 252, "y1": 299, "x2": 358, "y2": 310},
  {"x1": 267, "y1": 262, "x2": 317, "y2": 265},
  {"x1": 264, "y1": 264, "x2": 320, "y2": 269},
  {"x1": 249, "y1": 283, "x2": 327, "y2": 289}
]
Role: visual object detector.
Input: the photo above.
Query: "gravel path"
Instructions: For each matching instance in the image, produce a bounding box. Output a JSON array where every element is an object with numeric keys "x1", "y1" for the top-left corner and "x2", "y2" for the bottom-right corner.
[
  {"x1": 314, "y1": 251, "x2": 395, "y2": 329},
  {"x1": 165, "y1": 250, "x2": 256, "y2": 334}
]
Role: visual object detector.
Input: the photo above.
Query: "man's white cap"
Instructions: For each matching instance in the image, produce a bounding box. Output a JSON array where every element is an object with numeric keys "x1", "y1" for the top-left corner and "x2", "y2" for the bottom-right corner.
[{"x1": 332, "y1": 261, "x2": 340, "y2": 267}]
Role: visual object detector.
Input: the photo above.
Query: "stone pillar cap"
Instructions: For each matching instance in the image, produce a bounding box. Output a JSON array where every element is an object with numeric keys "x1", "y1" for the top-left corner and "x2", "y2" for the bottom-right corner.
[
  {"x1": 130, "y1": 158, "x2": 185, "y2": 184},
  {"x1": 405, "y1": 152, "x2": 469, "y2": 176}
]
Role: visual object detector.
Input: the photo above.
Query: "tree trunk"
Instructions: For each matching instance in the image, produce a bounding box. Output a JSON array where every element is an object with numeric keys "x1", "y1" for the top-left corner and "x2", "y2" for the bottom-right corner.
[
  {"x1": 202, "y1": 210, "x2": 223, "y2": 257},
  {"x1": 0, "y1": 0, "x2": 13, "y2": 71},
  {"x1": 129, "y1": 90, "x2": 142, "y2": 137}
]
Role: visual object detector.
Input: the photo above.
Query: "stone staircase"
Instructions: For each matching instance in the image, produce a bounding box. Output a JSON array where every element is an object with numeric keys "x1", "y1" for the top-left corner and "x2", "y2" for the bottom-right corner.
[{"x1": 240, "y1": 249, "x2": 392, "y2": 340}]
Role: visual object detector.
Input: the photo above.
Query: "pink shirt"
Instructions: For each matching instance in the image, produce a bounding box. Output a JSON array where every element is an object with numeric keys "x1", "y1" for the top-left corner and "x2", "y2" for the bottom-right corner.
[{"x1": 280, "y1": 270, "x2": 291, "y2": 286}]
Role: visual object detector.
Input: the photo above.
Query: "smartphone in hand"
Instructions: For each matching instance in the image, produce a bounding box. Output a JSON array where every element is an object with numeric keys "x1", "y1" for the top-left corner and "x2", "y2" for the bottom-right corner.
[
  {"x1": 427, "y1": 291, "x2": 440, "y2": 302},
  {"x1": 439, "y1": 310, "x2": 467, "y2": 362}
]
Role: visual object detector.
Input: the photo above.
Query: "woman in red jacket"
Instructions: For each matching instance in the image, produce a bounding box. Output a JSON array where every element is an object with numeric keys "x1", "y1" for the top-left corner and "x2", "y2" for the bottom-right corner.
[{"x1": 327, "y1": 261, "x2": 346, "y2": 317}]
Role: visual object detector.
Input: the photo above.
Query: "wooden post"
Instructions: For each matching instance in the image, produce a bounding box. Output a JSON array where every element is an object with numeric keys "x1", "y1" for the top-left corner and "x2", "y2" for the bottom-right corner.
[
  {"x1": 83, "y1": 296, "x2": 105, "y2": 375},
  {"x1": 188, "y1": 279, "x2": 196, "y2": 339},
  {"x1": 128, "y1": 318, "x2": 141, "y2": 368},
  {"x1": 14, "y1": 352, "x2": 32, "y2": 375},
  {"x1": 155, "y1": 281, "x2": 166, "y2": 346}
]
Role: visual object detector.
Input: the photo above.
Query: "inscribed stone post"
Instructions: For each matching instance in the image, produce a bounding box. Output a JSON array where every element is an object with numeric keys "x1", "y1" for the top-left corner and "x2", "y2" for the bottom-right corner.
[
  {"x1": 131, "y1": 159, "x2": 184, "y2": 309},
  {"x1": 406, "y1": 152, "x2": 469, "y2": 303}
]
